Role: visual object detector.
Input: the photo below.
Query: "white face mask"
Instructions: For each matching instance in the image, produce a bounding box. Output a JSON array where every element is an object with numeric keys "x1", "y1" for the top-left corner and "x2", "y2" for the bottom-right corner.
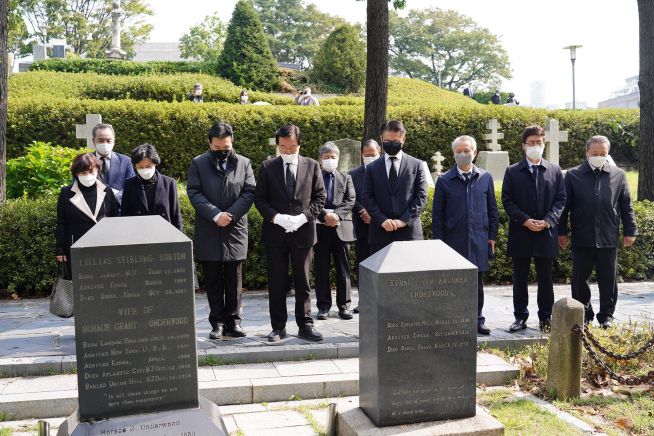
[
  {"x1": 588, "y1": 156, "x2": 607, "y2": 169},
  {"x1": 281, "y1": 153, "x2": 298, "y2": 164},
  {"x1": 137, "y1": 167, "x2": 156, "y2": 180},
  {"x1": 95, "y1": 142, "x2": 114, "y2": 156},
  {"x1": 78, "y1": 174, "x2": 97, "y2": 187},
  {"x1": 321, "y1": 158, "x2": 338, "y2": 173},
  {"x1": 362, "y1": 156, "x2": 379, "y2": 166},
  {"x1": 525, "y1": 145, "x2": 544, "y2": 160}
]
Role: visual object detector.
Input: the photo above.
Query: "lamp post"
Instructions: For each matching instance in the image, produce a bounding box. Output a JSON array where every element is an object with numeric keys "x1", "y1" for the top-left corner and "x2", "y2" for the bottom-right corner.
[
  {"x1": 563, "y1": 45, "x2": 582, "y2": 109},
  {"x1": 435, "y1": 58, "x2": 445, "y2": 88}
]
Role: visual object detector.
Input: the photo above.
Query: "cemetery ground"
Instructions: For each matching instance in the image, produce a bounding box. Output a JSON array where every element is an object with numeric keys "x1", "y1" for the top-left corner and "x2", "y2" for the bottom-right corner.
[{"x1": 0, "y1": 283, "x2": 653, "y2": 435}]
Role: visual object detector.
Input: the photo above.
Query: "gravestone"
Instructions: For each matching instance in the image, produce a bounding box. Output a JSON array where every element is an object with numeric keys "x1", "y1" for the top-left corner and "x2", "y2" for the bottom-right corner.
[
  {"x1": 430, "y1": 151, "x2": 445, "y2": 185},
  {"x1": 106, "y1": 0, "x2": 127, "y2": 59},
  {"x1": 332, "y1": 139, "x2": 362, "y2": 173},
  {"x1": 546, "y1": 298, "x2": 584, "y2": 400},
  {"x1": 51, "y1": 39, "x2": 67, "y2": 58},
  {"x1": 32, "y1": 44, "x2": 47, "y2": 61},
  {"x1": 545, "y1": 118, "x2": 569, "y2": 166},
  {"x1": 477, "y1": 119, "x2": 510, "y2": 182},
  {"x1": 359, "y1": 240, "x2": 478, "y2": 427},
  {"x1": 76, "y1": 114, "x2": 103, "y2": 149},
  {"x1": 58, "y1": 216, "x2": 227, "y2": 435}
]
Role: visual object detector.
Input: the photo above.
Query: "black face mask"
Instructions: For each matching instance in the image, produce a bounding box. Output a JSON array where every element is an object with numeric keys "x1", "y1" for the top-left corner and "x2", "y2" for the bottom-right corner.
[
  {"x1": 382, "y1": 140, "x2": 403, "y2": 156},
  {"x1": 211, "y1": 149, "x2": 231, "y2": 162}
]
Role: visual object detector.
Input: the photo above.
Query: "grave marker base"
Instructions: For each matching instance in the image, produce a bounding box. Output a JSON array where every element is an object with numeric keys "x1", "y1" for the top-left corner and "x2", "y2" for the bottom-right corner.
[{"x1": 476, "y1": 151, "x2": 510, "y2": 182}]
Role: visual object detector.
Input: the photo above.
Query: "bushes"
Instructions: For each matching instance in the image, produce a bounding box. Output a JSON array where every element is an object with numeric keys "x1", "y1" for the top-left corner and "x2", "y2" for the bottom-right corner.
[
  {"x1": 312, "y1": 24, "x2": 366, "y2": 94},
  {"x1": 2, "y1": 188, "x2": 653, "y2": 298},
  {"x1": 30, "y1": 58, "x2": 217, "y2": 76}
]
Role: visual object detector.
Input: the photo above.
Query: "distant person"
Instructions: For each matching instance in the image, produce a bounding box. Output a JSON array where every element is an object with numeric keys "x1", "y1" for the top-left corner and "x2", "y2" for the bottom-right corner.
[
  {"x1": 121, "y1": 143, "x2": 182, "y2": 232},
  {"x1": 187, "y1": 121, "x2": 256, "y2": 340},
  {"x1": 55, "y1": 153, "x2": 120, "y2": 277},
  {"x1": 463, "y1": 85, "x2": 474, "y2": 99},
  {"x1": 188, "y1": 83, "x2": 204, "y2": 103},
  {"x1": 491, "y1": 90, "x2": 501, "y2": 105},
  {"x1": 314, "y1": 142, "x2": 356, "y2": 321},
  {"x1": 558, "y1": 135, "x2": 637, "y2": 329},
  {"x1": 240, "y1": 90, "x2": 249, "y2": 105},
  {"x1": 505, "y1": 92, "x2": 519, "y2": 106},
  {"x1": 299, "y1": 86, "x2": 320, "y2": 106},
  {"x1": 91, "y1": 123, "x2": 135, "y2": 203}
]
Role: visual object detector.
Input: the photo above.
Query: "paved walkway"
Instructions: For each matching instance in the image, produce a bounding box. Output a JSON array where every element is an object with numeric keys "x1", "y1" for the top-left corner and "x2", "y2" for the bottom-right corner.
[{"x1": 0, "y1": 282, "x2": 652, "y2": 369}]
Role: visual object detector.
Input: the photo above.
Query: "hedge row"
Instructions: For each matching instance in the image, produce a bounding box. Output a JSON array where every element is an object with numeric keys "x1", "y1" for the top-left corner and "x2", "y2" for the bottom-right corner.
[
  {"x1": 2, "y1": 188, "x2": 653, "y2": 298},
  {"x1": 7, "y1": 94, "x2": 639, "y2": 179},
  {"x1": 29, "y1": 59, "x2": 218, "y2": 76}
]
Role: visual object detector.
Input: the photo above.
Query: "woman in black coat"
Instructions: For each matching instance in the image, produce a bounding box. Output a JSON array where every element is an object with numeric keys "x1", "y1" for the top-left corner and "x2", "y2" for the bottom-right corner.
[
  {"x1": 121, "y1": 143, "x2": 183, "y2": 231},
  {"x1": 56, "y1": 153, "x2": 120, "y2": 276}
]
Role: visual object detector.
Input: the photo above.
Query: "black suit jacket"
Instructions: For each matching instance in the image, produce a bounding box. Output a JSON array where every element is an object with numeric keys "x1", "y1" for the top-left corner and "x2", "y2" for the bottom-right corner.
[
  {"x1": 501, "y1": 158, "x2": 566, "y2": 258},
  {"x1": 349, "y1": 164, "x2": 368, "y2": 241},
  {"x1": 363, "y1": 152, "x2": 428, "y2": 245},
  {"x1": 318, "y1": 169, "x2": 355, "y2": 242},
  {"x1": 121, "y1": 172, "x2": 183, "y2": 231},
  {"x1": 254, "y1": 156, "x2": 326, "y2": 248}
]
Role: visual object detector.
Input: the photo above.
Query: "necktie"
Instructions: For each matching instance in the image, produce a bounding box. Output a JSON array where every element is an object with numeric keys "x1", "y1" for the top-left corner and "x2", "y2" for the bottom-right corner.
[
  {"x1": 325, "y1": 173, "x2": 334, "y2": 208},
  {"x1": 389, "y1": 157, "x2": 398, "y2": 191},
  {"x1": 100, "y1": 156, "x2": 109, "y2": 183},
  {"x1": 286, "y1": 163, "x2": 296, "y2": 199},
  {"x1": 532, "y1": 165, "x2": 539, "y2": 191},
  {"x1": 463, "y1": 172, "x2": 471, "y2": 184},
  {"x1": 219, "y1": 160, "x2": 226, "y2": 172}
]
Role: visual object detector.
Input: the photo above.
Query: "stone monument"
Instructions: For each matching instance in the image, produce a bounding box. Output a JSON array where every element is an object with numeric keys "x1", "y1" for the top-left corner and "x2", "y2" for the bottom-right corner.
[
  {"x1": 476, "y1": 119, "x2": 510, "y2": 182},
  {"x1": 331, "y1": 139, "x2": 362, "y2": 173},
  {"x1": 546, "y1": 298, "x2": 584, "y2": 400},
  {"x1": 337, "y1": 240, "x2": 503, "y2": 434},
  {"x1": 545, "y1": 118, "x2": 569, "y2": 166},
  {"x1": 76, "y1": 114, "x2": 103, "y2": 149},
  {"x1": 430, "y1": 150, "x2": 446, "y2": 185},
  {"x1": 57, "y1": 216, "x2": 227, "y2": 435},
  {"x1": 106, "y1": 0, "x2": 127, "y2": 59}
]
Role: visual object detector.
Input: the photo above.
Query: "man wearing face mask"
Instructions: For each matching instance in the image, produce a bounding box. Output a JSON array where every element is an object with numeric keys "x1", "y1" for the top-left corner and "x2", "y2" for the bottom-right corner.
[
  {"x1": 558, "y1": 135, "x2": 637, "y2": 329},
  {"x1": 363, "y1": 120, "x2": 428, "y2": 254},
  {"x1": 91, "y1": 123, "x2": 135, "y2": 204},
  {"x1": 314, "y1": 142, "x2": 356, "y2": 321},
  {"x1": 432, "y1": 136, "x2": 499, "y2": 335},
  {"x1": 121, "y1": 143, "x2": 183, "y2": 231},
  {"x1": 187, "y1": 121, "x2": 256, "y2": 340},
  {"x1": 255, "y1": 124, "x2": 327, "y2": 342},
  {"x1": 349, "y1": 139, "x2": 381, "y2": 314},
  {"x1": 502, "y1": 125, "x2": 566, "y2": 333}
]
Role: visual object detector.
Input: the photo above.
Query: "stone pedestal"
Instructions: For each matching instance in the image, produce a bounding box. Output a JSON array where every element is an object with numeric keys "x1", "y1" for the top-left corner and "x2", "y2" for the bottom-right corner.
[
  {"x1": 546, "y1": 298, "x2": 584, "y2": 400},
  {"x1": 476, "y1": 151, "x2": 509, "y2": 182}
]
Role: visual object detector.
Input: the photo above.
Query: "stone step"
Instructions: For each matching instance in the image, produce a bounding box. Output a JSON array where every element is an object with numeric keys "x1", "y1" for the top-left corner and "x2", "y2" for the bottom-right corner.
[{"x1": 0, "y1": 354, "x2": 518, "y2": 420}]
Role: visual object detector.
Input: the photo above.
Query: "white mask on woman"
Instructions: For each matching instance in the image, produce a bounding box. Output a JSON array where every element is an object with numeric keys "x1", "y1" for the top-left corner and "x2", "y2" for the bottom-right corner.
[
  {"x1": 78, "y1": 174, "x2": 97, "y2": 187},
  {"x1": 137, "y1": 167, "x2": 156, "y2": 180}
]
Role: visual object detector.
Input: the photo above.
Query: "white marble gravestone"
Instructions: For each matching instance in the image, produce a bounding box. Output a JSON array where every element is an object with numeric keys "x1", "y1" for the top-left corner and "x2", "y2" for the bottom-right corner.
[
  {"x1": 545, "y1": 118, "x2": 569, "y2": 166},
  {"x1": 332, "y1": 139, "x2": 362, "y2": 173},
  {"x1": 476, "y1": 119, "x2": 510, "y2": 182},
  {"x1": 76, "y1": 114, "x2": 103, "y2": 149}
]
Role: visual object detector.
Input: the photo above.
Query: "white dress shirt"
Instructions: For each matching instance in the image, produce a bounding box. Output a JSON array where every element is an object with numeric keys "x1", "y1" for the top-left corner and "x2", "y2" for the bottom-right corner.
[
  {"x1": 283, "y1": 154, "x2": 299, "y2": 182},
  {"x1": 384, "y1": 150, "x2": 403, "y2": 177}
]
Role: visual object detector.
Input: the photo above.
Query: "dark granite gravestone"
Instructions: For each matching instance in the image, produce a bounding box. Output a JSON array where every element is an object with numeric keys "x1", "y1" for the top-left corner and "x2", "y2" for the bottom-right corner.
[
  {"x1": 359, "y1": 240, "x2": 478, "y2": 427},
  {"x1": 57, "y1": 216, "x2": 227, "y2": 435}
]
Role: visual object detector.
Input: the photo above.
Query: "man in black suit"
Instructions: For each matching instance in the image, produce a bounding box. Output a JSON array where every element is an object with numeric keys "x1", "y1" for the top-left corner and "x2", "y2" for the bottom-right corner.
[
  {"x1": 349, "y1": 139, "x2": 382, "y2": 313},
  {"x1": 254, "y1": 124, "x2": 327, "y2": 342},
  {"x1": 314, "y1": 142, "x2": 356, "y2": 321},
  {"x1": 502, "y1": 125, "x2": 566, "y2": 333},
  {"x1": 187, "y1": 122, "x2": 256, "y2": 340},
  {"x1": 363, "y1": 120, "x2": 428, "y2": 254},
  {"x1": 558, "y1": 135, "x2": 637, "y2": 328},
  {"x1": 91, "y1": 123, "x2": 135, "y2": 203}
]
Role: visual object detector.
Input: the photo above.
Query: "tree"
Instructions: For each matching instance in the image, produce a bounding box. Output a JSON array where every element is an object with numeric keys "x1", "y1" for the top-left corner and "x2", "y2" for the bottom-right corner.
[
  {"x1": 312, "y1": 24, "x2": 366, "y2": 93},
  {"x1": 388, "y1": 8, "x2": 511, "y2": 90},
  {"x1": 18, "y1": 0, "x2": 153, "y2": 58},
  {"x1": 253, "y1": 0, "x2": 345, "y2": 68},
  {"x1": 8, "y1": 0, "x2": 30, "y2": 63},
  {"x1": 179, "y1": 13, "x2": 226, "y2": 63},
  {"x1": 1, "y1": 0, "x2": 8, "y2": 202},
  {"x1": 217, "y1": 0, "x2": 279, "y2": 91},
  {"x1": 638, "y1": 0, "x2": 654, "y2": 201}
]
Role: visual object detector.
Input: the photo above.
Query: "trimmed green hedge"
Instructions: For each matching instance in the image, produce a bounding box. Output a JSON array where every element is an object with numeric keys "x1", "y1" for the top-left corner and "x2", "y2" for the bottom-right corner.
[
  {"x1": 29, "y1": 59, "x2": 218, "y2": 76},
  {"x1": 1, "y1": 188, "x2": 652, "y2": 298}
]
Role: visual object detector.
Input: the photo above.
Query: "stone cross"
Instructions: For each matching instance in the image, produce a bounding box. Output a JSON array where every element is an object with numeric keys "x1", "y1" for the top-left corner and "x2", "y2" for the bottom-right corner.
[
  {"x1": 483, "y1": 119, "x2": 504, "y2": 152},
  {"x1": 431, "y1": 151, "x2": 445, "y2": 175},
  {"x1": 75, "y1": 114, "x2": 103, "y2": 148},
  {"x1": 105, "y1": 0, "x2": 126, "y2": 59},
  {"x1": 545, "y1": 118, "x2": 569, "y2": 166}
]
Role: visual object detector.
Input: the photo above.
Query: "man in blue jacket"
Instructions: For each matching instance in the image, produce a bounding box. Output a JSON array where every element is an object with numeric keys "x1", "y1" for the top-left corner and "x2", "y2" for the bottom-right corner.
[
  {"x1": 432, "y1": 135, "x2": 499, "y2": 335},
  {"x1": 92, "y1": 123, "x2": 135, "y2": 203}
]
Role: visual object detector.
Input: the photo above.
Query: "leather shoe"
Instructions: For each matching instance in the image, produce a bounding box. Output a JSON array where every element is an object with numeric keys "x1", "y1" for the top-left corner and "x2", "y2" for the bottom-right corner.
[
  {"x1": 600, "y1": 318, "x2": 614, "y2": 329},
  {"x1": 477, "y1": 324, "x2": 491, "y2": 335},
  {"x1": 509, "y1": 319, "x2": 527, "y2": 332},
  {"x1": 267, "y1": 328, "x2": 287, "y2": 342},
  {"x1": 225, "y1": 325, "x2": 247, "y2": 338},
  {"x1": 209, "y1": 324, "x2": 224, "y2": 340},
  {"x1": 317, "y1": 310, "x2": 329, "y2": 320},
  {"x1": 539, "y1": 319, "x2": 552, "y2": 333},
  {"x1": 353, "y1": 306, "x2": 359, "y2": 314},
  {"x1": 298, "y1": 325, "x2": 323, "y2": 341},
  {"x1": 338, "y1": 309, "x2": 353, "y2": 320}
]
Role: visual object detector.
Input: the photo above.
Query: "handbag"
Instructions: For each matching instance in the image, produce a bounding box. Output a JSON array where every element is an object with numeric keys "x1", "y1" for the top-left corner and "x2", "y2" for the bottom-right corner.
[{"x1": 49, "y1": 261, "x2": 74, "y2": 318}]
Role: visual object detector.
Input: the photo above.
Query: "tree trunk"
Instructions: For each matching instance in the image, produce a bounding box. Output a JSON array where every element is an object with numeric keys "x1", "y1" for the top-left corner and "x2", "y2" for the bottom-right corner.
[
  {"x1": 0, "y1": 0, "x2": 8, "y2": 203},
  {"x1": 638, "y1": 0, "x2": 654, "y2": 201},
  {"x1": 363, "y1": 0, "x2": 388, "y2": 141}
]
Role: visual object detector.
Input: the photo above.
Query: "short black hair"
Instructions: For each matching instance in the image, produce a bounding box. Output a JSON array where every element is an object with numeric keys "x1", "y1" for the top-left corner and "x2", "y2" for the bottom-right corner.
[
  {"x1": 521, "y1": 125, "x2": 545, "y2": 144},
  {"x1": 275, "y1": 124, "x2": 301, "y2": 145},
  {"x1": 70, "y1": 152, "x2": 101, "y2": 176},
  {"x1": 381, "y1": 120, "x2": 407, "y2": 137},
  {"x1": 92, "y1": 123, "x2": 114, "y2": 138},
  {"x1": 131, "y1": 143, "x2": 161, "y2": 166},
  {"x1": 208, "y1": 121, "x2": 234, "y2": 142},
  {"x1": 361, "y1": 139, "x2": 381, "y2": 151}
]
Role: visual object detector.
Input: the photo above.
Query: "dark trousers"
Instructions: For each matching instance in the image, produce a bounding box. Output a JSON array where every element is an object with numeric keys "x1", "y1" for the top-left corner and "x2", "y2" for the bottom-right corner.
[
  {"x1": 265, "y1": 243, "x2": 314, "y2": 330},
  {"x1": 571, "y1": 247, "x2": 618, "y2": 323},
  {"x1": 201, "y1": 260, "x2": 242, "y2": 329},
  {"x1": 369, "y1": 243, "x2": 386, "y2": 256},
  {"x1": 314, "y1": 226, "x2": 352, "y2": 311},
  {"x1": 512, "y1": 256, "x2": 554, "y2": 321},
  {"x1": 477, "y1": 271, "x2": 485, "y2": 325}
]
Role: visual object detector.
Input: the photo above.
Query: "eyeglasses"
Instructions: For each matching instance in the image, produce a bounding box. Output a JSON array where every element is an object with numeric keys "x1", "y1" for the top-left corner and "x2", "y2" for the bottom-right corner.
[{"x1": 524, "y1": 142, "x2": 545, "y2": 147}]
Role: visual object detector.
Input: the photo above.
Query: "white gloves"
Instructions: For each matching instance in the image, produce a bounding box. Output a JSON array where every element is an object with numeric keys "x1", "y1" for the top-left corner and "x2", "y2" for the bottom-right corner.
[{"x1": 274, "y1": 213, "x2": 308, "y2": 233}]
